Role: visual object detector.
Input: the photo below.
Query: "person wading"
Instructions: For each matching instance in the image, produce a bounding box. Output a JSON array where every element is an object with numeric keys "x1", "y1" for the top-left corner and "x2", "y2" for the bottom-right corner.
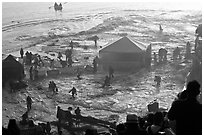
[{"x1": 26, "y1": 96, "x2": 32, "y2": 111}]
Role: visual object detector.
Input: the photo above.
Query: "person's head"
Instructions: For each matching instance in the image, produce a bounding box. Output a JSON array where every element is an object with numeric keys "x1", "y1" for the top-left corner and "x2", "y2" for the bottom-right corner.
[
  {"x1": 186, "y1": 80, "x2": 201, "y2": 98},
  {"x1": 153, "y1": 112, "x2": 164, "y2": 126},
  {"x1": 8, "y1": 119, "x2": 18, "y2": 129},
  {"x1": 68, "y1": 107, "x2": 73, "y2": 111},
  {"x1": 126, "y1": 114, "x2": 138, "y2": 124},
  {"x1": 116, "y1": 123, "x2": 126, "y2": 135}
]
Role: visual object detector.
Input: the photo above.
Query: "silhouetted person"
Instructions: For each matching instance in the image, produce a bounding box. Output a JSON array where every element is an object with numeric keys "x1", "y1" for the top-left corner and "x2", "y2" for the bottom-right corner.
[
  {"x1": 26, "y1": 96, "x2": 32, "y2": 111},
  {"x1": 29, "y1": 52, "x2": 33, "y2": 65},
  {"x1": 45, "y1": 122, "x2": 51, "y2": 135},
  {"x1": 154, "y1": 76, "x2": 161, "y2": 86},
  {"x1": 29, "y1": 66, "x2": 33, "y2": 80},
  {"x1": 75, "y1": 107, "x2": 81, "y2": 127},
  {"x1": 173, "y1": 47, "x2": 181, "y2": 60},
  {"x1": 146, "y1": 112, "x2": 175, "y2": 135},
  {"x1": 158, "y1": 48, "x2": 167, "y2": 63},
  {"x1": 66, "y1": 107, "x2": 73, "y2": 127},
  {"x1": 185, "y1": 41, "x2": 191, "y2": 59},
  {"x1": 65, "y1": 49, "x2": 72, "y2": 62},
  {"x1": 56, "y1": 106, "x2": 62, "y2": 133},
  {"x1": 20, "y1": 48, "x2": 24, "y2": 58},
  {"x1": 7, "y1": 119, "x2": 20, "y2": 135},
  {"x1": 49, "y1": 81, "x2": 58, "y2": 94},
  {"x1": 69, "y1": 87, "x2": 77, "y2": 98},
  {"x1": 54, "y1": 2, "x2": 58, "y2": 7},
  {"x1": 68, "y1": 57, "x2": 73, "y2": 67},
  {"x1": 167, "y1": 80, "x2": 202, "y2": 135},
  {"x1": 57, "y1": 52, "x2": 62, "y2": 60},
  {"x1": 56, "y1": 106, "x2": 62, "y2": 122},
  {"x1": 70, "y1": 41, "x2": 74, "y2": 49},
  {"x1": 159, "y1": 24, "x2": 163, "y2": 32},
  {"x1": 75, "y1": 107, "x2": 81, "y2": 116},
  {"x1": 20, "y1": 111, "x2": 28, "y2": 125},
  {"x1": 195, "y1": 24, "x2": 202, "y2": 37},
  {"x1": 94, "y1": 39, "x2": 97, "y2": 46},
  {"x1": 102, "y1": 76, "x2": 111, "y2": 88},
  {"x1": 153, "y1": 52, "x2": 157, "y2": 65},
  {"x1": 124, "y1": 114, "x2": 147, "y2": 135}
]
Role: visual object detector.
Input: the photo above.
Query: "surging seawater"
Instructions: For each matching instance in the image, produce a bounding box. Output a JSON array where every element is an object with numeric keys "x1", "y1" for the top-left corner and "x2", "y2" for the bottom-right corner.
[{"x1": 2, "y1": 2, "x2": 201, "y2": 127}]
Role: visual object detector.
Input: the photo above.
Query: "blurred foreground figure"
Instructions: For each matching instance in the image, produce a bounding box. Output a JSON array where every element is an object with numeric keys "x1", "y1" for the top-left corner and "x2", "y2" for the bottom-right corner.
[{"x1": 167, "y1": 80, "x2": 202, "y2": 135}]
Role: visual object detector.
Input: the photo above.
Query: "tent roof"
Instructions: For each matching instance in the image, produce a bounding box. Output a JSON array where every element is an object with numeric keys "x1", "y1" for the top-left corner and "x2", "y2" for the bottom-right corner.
[
  {"x1": 3, "y1": 54, "x2": 23, "y2": 69},
  {"x1": 99, "y1": 36, "x2": 147, "y2": 53}
]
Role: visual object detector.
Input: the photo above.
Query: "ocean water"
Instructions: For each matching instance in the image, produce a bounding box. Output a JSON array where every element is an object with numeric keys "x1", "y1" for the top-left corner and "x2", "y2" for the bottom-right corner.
[{"x1": 2, "y1": 2, "x2": 202, "y2": 127}]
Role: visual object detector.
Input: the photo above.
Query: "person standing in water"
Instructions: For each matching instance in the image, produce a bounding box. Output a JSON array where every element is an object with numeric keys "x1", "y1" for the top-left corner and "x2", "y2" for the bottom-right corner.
[
  {"x1": 185, "y1": 41, "x2": 191, "y2": 59},
  {"x1": 159, "y1": 24, "x2": 163, "y2": 32},
  {"x1": 69, "y1": 87, "x2": 77, "y2": 99},
  {"x1": 154, "y1": 76, "x2": 161, "y2": 86},
  {"x1": 26, "y1": 96, "x2": 32, "y2": 111},
  {"x1": 102, "y1": 76, "x2": 111, "y2": 88},
  {"x1": 20, "y1": 48, "x2": 24, "y2": 59}
]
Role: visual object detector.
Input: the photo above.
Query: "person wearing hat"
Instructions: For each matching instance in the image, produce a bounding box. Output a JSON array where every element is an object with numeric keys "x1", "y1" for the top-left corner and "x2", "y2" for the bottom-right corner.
[{"x1": 124, "y1": 114, "x2": 146, "y2": 135}]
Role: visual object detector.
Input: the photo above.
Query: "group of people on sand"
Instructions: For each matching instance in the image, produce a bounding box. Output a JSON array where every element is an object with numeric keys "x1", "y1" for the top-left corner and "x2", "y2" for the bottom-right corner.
[
  {"x1": 153, "y1": 41, "x2": 193, "y2": 66},
  {"x1": 56, "y1": 41, "x2": 74, "y2": 68},
  {"x1": 3, "y1": 79, "x2": 201, "y2": 135},
  {"x1": 102, "y1": 66, "x2": 114, "y2": 88},
  {"x1": 56, "y1": 106, "x2": 82, "y2": 133},
  {"x1": 56, "y1": 80, "x2": 201, "y2": 135},
  {"x1": 29, "y1": 65, "x2": 38, "y2": 81}
]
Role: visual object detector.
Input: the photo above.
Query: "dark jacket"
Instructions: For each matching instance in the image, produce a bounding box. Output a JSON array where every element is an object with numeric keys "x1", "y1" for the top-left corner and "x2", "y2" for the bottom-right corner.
[{"x1": 167, "y1": 98, "x2": 202, "y2": 135}]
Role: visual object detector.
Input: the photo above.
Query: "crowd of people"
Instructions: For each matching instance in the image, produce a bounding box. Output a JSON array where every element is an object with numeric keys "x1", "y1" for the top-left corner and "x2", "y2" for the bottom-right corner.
[
  {"x1": 3, "y1": 24, "x2": 202, "y2": 135},
  {"x1": 2, "y1": 80, "x2": 202, "y2": 135}
]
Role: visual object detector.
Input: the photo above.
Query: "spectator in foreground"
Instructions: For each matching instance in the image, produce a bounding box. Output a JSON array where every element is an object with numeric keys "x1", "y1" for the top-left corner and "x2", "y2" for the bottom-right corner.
[
  {"x1": 7, "y1": 119, "x2": 20, "y2": 135},
  {"x1": 124, "y1": 114, "x2": 147, "y2": 135},
  {"x1": 167, "y1": 80, "x2": 202, "y2": 135}
]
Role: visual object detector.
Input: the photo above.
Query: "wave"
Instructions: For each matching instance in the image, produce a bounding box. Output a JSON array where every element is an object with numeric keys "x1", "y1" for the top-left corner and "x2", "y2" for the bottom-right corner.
[
  {"x1": 2, "y1": 18, "x2": 65, "y2": 32},
  {"x1": 75, "y1": 17, "x2": 135, "y2": 36}
]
